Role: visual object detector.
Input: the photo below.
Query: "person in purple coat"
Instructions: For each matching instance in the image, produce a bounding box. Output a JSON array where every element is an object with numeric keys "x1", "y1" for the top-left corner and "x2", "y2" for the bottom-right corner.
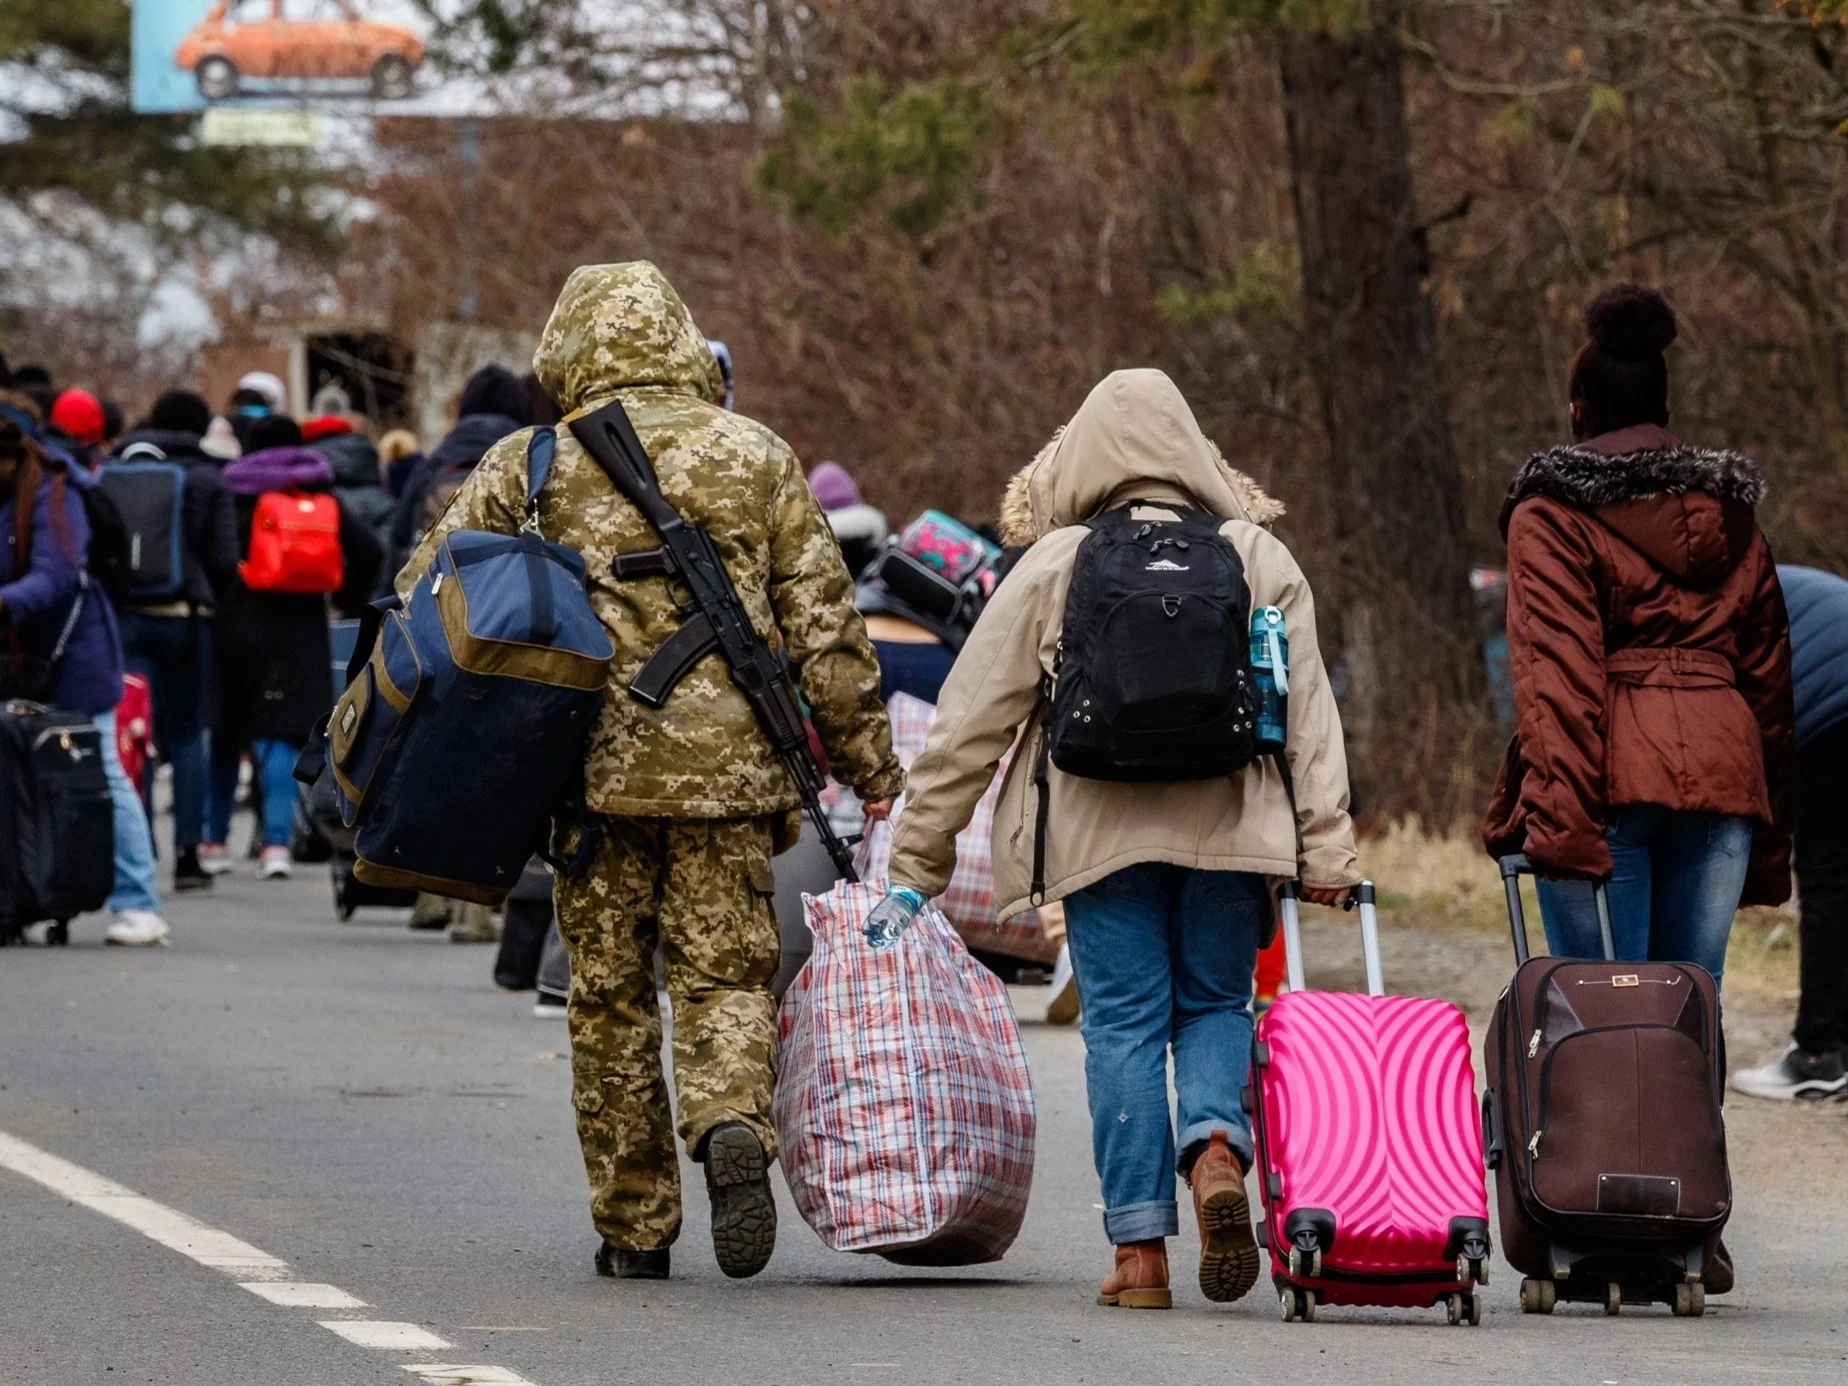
[{"x1": 0, "y1": 400, "x2": 167, "y2": 945}]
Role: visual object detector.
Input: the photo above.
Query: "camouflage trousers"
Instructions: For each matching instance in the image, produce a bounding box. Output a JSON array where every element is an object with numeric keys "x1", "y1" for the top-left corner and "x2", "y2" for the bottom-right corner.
[{"x1": 553, "y1": 814, "x2": 781, "y2": 1252}]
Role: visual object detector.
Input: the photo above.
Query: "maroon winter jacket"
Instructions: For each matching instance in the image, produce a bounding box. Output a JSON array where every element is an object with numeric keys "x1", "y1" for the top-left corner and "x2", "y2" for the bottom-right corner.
[{"x1": 1482, "y1": 424, "x2": 1795, "y2": 905}]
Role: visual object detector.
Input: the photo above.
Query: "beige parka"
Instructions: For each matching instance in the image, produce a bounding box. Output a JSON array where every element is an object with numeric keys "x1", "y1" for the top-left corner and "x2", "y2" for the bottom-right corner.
[{"x1": 886, "y1": 369, "x2": 1360, "y2": 931}]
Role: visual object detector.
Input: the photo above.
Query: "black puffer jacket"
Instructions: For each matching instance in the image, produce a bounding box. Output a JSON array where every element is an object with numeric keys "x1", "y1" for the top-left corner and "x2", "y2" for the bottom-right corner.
[{"x1": 310, "y1": 431, "x2": 395, "y2": 536}]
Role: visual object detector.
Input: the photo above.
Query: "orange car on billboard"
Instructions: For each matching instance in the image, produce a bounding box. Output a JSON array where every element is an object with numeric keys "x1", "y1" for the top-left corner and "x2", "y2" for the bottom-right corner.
[{"x1": 173, "y1": 0, "x2": 424, "y2": 102}]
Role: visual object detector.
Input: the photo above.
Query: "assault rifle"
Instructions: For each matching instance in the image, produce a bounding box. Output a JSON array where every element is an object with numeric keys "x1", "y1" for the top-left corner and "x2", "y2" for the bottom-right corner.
[{"x1": 568, "y1": 398, "x2": 860, "y2": 882}]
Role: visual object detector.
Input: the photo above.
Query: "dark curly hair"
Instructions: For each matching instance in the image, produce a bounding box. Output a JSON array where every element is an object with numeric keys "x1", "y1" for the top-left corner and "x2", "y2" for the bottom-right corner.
[{"x1": 1569, "y1": 283, "x2": 1678, "y2": 439}]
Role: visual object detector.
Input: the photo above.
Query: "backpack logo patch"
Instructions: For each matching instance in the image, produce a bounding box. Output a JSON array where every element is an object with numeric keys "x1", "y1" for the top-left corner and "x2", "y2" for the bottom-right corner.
[{"x1": 1145, "y1": 557, "x2": 1190, "y2": 572}]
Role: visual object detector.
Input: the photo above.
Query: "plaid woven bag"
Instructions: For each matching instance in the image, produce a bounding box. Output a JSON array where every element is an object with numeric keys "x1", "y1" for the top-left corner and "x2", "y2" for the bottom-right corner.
[
  {"x1": 774, "y1": 873, "x2": 1037, "y2": 1264},
  {"x1": 875, "y1": 694, "x2": 1057, "y2": 963}
]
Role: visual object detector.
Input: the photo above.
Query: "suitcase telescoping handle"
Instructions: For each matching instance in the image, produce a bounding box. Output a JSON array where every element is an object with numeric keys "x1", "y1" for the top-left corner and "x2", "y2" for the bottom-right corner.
[
  {"x1": 1276, "y1": 880, "x2": 1383, "y2": 997},
  {"x1": 1498, "y1": 853, "x2": 1615, "y2": 966}
]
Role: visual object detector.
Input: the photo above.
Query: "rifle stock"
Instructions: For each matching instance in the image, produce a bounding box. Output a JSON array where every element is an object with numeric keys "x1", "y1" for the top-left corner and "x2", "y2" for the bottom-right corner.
[{"x1": 569, "y1": 399, "x2": 860, "y2": 882}]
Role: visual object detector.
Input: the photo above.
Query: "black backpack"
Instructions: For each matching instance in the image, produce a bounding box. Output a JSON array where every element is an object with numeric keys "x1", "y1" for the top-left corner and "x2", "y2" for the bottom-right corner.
[
  {"x1": 98, "y1": 447, "x2": 189, "y2": 601},
  {"x1": 1045, "y1": 505, "x2": 1259, "y2": 781}
]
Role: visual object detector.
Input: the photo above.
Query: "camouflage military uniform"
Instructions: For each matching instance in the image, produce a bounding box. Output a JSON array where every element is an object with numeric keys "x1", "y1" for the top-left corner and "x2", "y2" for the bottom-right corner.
[{"x1": 399, "y1": 262, "x2": 904, "y2": 1252}]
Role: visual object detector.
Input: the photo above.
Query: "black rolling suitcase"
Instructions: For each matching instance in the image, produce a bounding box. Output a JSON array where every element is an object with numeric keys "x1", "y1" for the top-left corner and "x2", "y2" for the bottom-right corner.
[
  {"x1": 0, "y1": 700, "x2": 114, "y2": 945},
  {"x1": 1484, "y1": 854, "x2": 1729, "y2": 1318}
]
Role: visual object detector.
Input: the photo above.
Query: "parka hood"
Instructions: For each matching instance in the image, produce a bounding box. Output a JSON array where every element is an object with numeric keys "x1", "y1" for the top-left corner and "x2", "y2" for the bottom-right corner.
[
  {"x1": 997, "y1": 369, "x2": 1283, "y2": 547},
  {"x1": 310, "y1": 430, "x2": 382, "y2": 488},
  {"x1": 221, "y1": 447, "x2": 335, "y2": 497},
  {"x1": 1504, "y1": 425, "x2": 1767, "y2": 589},
  {"x1": 533, "y1": 261, "x2": 724, "y2": 414}
]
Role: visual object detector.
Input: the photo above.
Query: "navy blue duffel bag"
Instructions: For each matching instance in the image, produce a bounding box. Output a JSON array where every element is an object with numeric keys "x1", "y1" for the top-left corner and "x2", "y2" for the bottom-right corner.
[{"x1": 322, "y1": 427, "x2": 613, "y2": 905}]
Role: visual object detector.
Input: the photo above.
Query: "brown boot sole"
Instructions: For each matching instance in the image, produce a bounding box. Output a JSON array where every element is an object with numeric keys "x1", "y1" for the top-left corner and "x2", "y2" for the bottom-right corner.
[
  {"x1": 1096, "y1": 1287, "x2": 1173, "y2": 1309},
  {"x1": 1197, "y1": 1181, "x2": 1261, "y2": 1303}
]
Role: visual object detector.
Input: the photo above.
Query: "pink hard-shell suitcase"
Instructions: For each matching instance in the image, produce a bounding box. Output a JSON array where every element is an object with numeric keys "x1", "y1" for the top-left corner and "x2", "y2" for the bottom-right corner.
[{"x1": 1249, "y1": 881, "x2": 1492, "y2": 1324}]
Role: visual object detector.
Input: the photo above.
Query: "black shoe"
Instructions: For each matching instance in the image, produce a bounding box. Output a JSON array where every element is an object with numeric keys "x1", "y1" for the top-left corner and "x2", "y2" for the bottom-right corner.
[
  {"x1": 172, "y1": 848, "x2": 214, "y2": 893},
  {"x1": 595, "y1": 1242, "x2": 670, "y2": 1280},
  {"x1": 702, "y1": 1122, "x2": 776, "y2": 1279},
  {"x1": 1703, "y1": 1237, "x2": 1734, "y2": 1295}
]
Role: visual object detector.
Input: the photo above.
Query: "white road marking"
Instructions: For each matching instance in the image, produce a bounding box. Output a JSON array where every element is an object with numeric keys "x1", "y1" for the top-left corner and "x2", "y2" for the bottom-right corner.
[
  {"x1": 0, "y1": 1130, "x2": 287, "y2": 1277},
  {"x1": 0, "y1": 1128, "x2": 542, "y2": 1381},
  {"x1": 319, "y1": 1321, "x2": 454, "y2": 1351},
  {"x1": 240, "y1": 1281, "x2": 369, "y2": 1308}
]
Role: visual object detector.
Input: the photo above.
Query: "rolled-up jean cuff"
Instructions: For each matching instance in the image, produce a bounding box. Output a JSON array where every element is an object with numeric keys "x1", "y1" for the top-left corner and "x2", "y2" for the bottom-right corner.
[
  {"x1": 1178, "y1": 1120, "x2": 1253, "y2": 1173},
  {"x1": 1103, "y1": 1199, "x2": 1179, "y2": 1244}
]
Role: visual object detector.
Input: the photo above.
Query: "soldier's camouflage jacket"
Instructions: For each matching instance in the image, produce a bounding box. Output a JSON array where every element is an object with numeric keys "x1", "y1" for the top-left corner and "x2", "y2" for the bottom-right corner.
[{"x1": 397, "y1": 261, "x2": 905, "y2": 819}]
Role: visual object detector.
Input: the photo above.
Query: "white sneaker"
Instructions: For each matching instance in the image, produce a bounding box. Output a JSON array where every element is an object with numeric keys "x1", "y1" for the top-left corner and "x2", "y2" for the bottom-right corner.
[
  {"x1": 1730, "y1": 1044, "x2": 1848, "y2": 1101},
  {"x1": 1046, "y1": 942, "x2": 1079, "y2": 1026},
  {"x1": 198, "y1": 843, "x2": 233, "y2": 876},
  {"x1": 105, "y1": 911, "x2": 171, "y2": 947},
  {"x1": 258, "y1": 846, "x2": 293, "y2": 880}
]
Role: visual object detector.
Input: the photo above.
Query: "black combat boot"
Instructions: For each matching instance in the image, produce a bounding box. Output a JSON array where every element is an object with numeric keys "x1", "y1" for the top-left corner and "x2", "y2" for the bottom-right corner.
[
  {"x1": 595, "y1": 1242, "x2": 670, "y2": 1280},
  {"x1": 701, "y1": 1122, "x2": 777, "y2": 1279}
]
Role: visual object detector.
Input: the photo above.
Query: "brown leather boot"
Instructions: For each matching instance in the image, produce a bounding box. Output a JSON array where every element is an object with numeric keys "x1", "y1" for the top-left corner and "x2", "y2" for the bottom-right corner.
[
  {"x1": 1096, "y1": 1239, "x2": 1172, "y2": 1309},
  {"x1": 1190, "y1": 1132, "x2": 1261, "y2": 1302}
]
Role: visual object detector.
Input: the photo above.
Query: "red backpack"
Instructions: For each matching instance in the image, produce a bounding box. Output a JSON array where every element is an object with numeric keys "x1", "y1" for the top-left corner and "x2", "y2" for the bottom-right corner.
[{"x1": 240, "y1": 491, "x2": 344, "y2": 594}]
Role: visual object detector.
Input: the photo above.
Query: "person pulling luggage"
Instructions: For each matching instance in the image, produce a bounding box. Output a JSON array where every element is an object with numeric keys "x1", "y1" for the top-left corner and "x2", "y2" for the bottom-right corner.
[
  {"x1": 879, "y1": 369, "x2": 1360, "y2": 1310},
  {"x1": 396, "y1": 262, "x2": 904, "y2": 1282}
]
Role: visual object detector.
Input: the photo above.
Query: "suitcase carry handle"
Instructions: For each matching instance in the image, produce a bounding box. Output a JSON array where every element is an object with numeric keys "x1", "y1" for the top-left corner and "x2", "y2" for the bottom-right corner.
[
  {"x1": 1277, "y1": 880, "x2": 1383, "y2": 997},
  {"x1": 1498, "y1": 853, "x2": 1615, "y2": 965}
]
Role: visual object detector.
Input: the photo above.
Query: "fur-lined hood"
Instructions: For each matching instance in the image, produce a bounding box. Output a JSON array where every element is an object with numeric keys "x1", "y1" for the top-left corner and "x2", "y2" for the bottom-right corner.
[
  {"x1": 998, "y1": 371, "x2": 1284, "y2": 547},
  {"x1": 1503, "y1": 424, "x2": 1769, "y2": 587}
]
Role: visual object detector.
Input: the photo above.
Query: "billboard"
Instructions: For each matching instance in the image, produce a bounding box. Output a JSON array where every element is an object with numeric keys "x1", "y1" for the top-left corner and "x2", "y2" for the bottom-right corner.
[{"x1": 132, "y1": 0, "x2": 475, "y2": 116}]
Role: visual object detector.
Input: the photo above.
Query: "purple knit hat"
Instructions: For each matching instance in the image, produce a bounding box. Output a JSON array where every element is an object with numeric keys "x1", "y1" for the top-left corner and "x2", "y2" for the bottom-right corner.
[{"x1": 807, "y1": 461, "x2": 862, "y2": 512}]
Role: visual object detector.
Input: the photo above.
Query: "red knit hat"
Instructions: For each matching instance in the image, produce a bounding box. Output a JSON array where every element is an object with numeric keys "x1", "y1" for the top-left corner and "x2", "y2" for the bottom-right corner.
[
  {"x1": 50, "y1": 388, "x2": 105, "y2": 446},
  {"x1": 301, "y1": 414, "x2": 354, "y2": 442}
]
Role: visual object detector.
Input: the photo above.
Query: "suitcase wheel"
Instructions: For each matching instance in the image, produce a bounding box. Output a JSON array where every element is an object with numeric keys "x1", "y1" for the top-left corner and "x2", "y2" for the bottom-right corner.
[
  {"x1": 1280, "y1": 1286, "x2": 1316, "y2": 1323},
  {"x1": 1287, "y1": 1246, "x2": 1323, "y2": 1280},
  {"x1": 1672, "y1": 1281, "x2": 1705, "y2": 1318},
  {"x1": 1459, "y1": 1253, "x2": 1489, "y2": 1288},
  {"x1": 1604, "y1": 1281, "x2": 1622, "y2": 1316},
  {"x1": 1446, "y1": 1291, "x2": 1481, "y2": 1327},
  {"x1": 1519, "y1": 1277, "x2": 1556, "y2": 1314}
]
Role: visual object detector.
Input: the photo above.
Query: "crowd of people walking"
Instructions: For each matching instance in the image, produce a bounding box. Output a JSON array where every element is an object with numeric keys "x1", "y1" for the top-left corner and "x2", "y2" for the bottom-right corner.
[{"x1": 3, "y1": 271, "x2": 1844, "y2": 1316}]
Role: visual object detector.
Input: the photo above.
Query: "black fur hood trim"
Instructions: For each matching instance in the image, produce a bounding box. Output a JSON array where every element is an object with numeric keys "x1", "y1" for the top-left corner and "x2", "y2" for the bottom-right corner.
[{"x1": 1508, "y1": 443, "x2": 1768, "y2": 513}]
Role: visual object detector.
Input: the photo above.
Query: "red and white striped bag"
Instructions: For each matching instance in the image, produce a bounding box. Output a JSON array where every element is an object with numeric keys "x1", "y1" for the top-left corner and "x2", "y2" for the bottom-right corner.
[
  {"x1": 775, "y1": 860, "x2": 1036, "y2": 1265},
  {"x1": 877, "y1": 693, "x2": 1056, "y2": 963}
]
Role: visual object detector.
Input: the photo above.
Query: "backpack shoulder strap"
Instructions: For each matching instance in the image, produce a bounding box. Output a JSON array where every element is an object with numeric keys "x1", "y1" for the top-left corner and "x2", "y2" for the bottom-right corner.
[{"x1": 522, "y1": 426, "x2": 557, "y2": 533}]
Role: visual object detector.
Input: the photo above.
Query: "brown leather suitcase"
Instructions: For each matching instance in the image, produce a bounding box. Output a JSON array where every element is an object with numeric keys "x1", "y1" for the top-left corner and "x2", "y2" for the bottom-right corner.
[{"x1": 1484, "y1": 855, "x2": 1729, "y2": 1318}]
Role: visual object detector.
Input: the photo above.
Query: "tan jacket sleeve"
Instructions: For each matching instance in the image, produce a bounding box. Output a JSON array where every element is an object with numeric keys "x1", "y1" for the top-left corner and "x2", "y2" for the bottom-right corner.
[
  {"x1": 886, "y1": 542, "x2": 1068, "y2": 896},
  {"x1": 763, "y1": 442, "x2": 904, "y2": 800},
  {"x1": 1240, "y1": 526, "x2": 1360, "y2": 889},
  {"x1": 393, "y1": 431, "x2": 530, "y2": 601}
]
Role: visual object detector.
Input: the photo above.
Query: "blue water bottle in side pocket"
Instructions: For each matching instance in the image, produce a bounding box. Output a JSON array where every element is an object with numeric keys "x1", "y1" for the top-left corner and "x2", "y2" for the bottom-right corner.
[{"x1": 1250, "y1": 605, "x2": 1288, "y2": 752}]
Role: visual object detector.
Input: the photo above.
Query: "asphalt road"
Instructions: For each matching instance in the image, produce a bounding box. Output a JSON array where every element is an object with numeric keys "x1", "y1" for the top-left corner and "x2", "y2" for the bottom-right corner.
[{"x1": 4, "y1": 851, "x2": 1847, "y2": 1386}]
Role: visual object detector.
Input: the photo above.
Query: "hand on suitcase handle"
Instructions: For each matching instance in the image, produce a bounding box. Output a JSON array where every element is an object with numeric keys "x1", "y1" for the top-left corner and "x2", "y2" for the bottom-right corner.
[{"x1": 1277, "y1": 881, "x2": 1384, "y2": 996}]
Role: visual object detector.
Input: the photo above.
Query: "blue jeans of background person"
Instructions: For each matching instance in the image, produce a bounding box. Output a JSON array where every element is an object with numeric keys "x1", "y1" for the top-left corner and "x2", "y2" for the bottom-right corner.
[
  {"x1": 1063, "y1": 862, "x2": 1263, "y2": 1245},
  {"x1": 250, "y1": 739, "x2": 300, "y2": 848},
  {"x1": 1536, "y1": 804, "x2": 1753, "y2": 984},
  {"x1": 93, "y1": 710, "x2": 161, "y2": 915},
  {"x1": 206, "y1": 732, "x2": 242, "y2": 847},
  {"x1": 118, "y1": 613, "x2": 209, "y2": 852}
]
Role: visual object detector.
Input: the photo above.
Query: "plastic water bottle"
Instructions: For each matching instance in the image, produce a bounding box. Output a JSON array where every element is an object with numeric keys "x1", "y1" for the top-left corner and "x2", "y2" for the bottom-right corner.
[{"x1": 1250, "y1": 605, "x2": 1288, "y2": 752}]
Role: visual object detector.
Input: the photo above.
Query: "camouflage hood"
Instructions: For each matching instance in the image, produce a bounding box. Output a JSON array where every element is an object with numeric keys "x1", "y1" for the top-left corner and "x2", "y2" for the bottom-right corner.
[
  {"x1": 998, "y1": 369, "x2": 1283, "y2": 546},
  {"x1": 533, "y1": 262, "x2": 725, "y2": 414}
]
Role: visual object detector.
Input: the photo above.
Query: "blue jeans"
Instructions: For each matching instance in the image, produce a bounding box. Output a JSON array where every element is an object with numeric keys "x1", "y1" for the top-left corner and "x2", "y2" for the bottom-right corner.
[
  {"x1": 1063, "y1": 862, "x2": 1262, "y2": 1244},
  {"x1": 118, "y1": 613, "x2": 209, "y2": 851},
  {"x1": 250, "y1": 739, "x2": 300, "y2": 848},
  {"x1": 1536, "y1": 804, "x2": 1753, "y2": 984},
  {"x1": 94, "y1": 710, "x2": 161, "y2": 915}
]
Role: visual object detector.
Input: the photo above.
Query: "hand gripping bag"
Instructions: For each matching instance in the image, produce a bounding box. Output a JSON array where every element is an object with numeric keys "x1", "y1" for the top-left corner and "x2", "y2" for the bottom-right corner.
[
  {"x1": 871, "y1": 692, "x2": 1056, "y2": 963},
  {"x1": 775, "y1": 856, "x2": 1036, "y2": 1265}
]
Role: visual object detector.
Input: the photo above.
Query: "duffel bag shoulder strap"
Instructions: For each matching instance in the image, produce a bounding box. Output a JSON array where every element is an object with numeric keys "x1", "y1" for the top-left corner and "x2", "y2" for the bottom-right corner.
[{"x1": 521, "y1": 426, "x2": 558, "y2": 535}]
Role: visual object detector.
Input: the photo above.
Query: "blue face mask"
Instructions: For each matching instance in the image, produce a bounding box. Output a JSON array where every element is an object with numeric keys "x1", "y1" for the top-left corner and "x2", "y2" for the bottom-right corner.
[{"x1": 237, "y1": 404, "x2": 272, "y2": 418}]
